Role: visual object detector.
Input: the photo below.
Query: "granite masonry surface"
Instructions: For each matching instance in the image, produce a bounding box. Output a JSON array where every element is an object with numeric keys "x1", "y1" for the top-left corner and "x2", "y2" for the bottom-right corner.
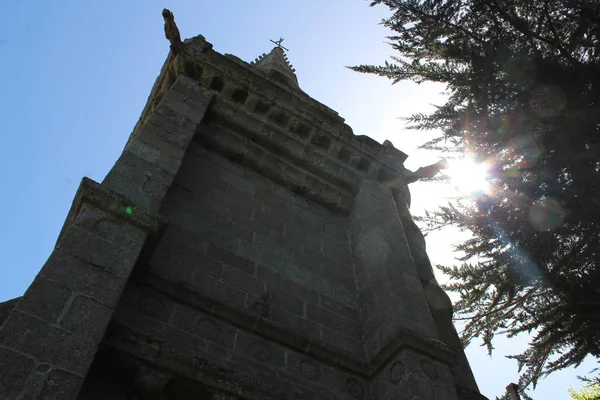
[{"x1": 0, "y1": 26, "x2": 488, "y2": 400}]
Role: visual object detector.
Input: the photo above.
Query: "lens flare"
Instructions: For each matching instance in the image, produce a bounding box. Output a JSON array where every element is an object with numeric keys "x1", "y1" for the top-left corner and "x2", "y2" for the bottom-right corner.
[
  {"x1": 444, "y1": 158, "x2": 490, "y2": 194},
  {"x1": 528, "y1": 198, "x2": 566, "y2": 232}
]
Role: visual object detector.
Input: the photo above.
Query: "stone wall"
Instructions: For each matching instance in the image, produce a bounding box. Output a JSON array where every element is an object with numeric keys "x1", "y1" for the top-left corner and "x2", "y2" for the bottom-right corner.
[{"x1": 150, "y1": 138, "x2": 363, "y2": 360}]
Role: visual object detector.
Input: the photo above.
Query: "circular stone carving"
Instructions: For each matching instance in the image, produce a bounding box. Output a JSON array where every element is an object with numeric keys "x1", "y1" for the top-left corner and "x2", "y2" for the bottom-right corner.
[
  {"x1": 247, "y1": 341, "x2": 271, "y2": 361},
  {"x1": 419, "y1": 359, "x2": 438, "y2": 380},
  {"x1": 299, "y1": 360, "x2": 320, "y2": 382},
  {"x1": 390, "y1": 361, "x2": 405, "y2": 385},
  {"x1": 404, "y1": 374, "x2": 434, "y2": 399},
  {"x1": 345, "y1": 378, "x2": 364, "y2": 399}
]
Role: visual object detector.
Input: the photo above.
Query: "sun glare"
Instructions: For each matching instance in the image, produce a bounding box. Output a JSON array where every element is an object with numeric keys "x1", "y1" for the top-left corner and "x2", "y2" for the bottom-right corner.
[{"x1": 444, "y1": 158, "x2": 490, "y2": 194}]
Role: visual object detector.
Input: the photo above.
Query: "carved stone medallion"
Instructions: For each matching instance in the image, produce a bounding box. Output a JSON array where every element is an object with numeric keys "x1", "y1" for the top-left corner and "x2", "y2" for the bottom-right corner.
[
  {"x1": 298, "y1": 360, "x2": 320, "y2": 382},
  {"x1": 345, "y1": 378, "x2": 364, "y2": 399},
  {"x1": 419, "y1": 359, "x2": 438, "y2": 380},
  {"x1": 390, "y1": 361, "x2": 405, "y2": 385}
]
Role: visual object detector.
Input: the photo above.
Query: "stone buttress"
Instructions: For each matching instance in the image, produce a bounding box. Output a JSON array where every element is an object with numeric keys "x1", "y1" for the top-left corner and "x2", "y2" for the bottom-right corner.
[{"x1": 0, "y1": 17, "x2": 487, "y2": 400}]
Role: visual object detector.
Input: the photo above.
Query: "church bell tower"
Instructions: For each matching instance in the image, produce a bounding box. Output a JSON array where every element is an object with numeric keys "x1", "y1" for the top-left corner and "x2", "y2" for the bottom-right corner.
[{"x1": 0, "y1": 10, "x2": 487, "y2": 400}]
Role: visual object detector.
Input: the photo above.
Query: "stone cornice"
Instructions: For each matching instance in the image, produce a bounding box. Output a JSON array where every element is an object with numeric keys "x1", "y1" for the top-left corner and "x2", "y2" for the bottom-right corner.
[{"x1": 182, "y1": 35, "x2": 411, "y2": 176}]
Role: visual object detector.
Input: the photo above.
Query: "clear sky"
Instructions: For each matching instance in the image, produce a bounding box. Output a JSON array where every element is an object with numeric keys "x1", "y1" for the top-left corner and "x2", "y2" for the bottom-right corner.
[{"x1": 0, "y1": 0, "x2": 595, "y2": 398}]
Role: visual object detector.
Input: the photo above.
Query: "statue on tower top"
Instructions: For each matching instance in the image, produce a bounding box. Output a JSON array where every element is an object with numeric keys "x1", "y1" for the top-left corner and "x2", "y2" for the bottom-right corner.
[
  {"x1": 162, "y1": 8, "x2": 185, "y2": 55},
  {"x1": 406, "y1": 159, "x2": 449, "y2": 184}
]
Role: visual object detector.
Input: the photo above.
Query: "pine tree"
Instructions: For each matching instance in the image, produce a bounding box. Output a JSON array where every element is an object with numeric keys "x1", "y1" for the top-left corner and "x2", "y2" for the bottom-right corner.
[
  {"x1": 568, "y1": 382, "x2": 600, "y2": 400},
  {"x1": 351, "y1": 0, "x2": 600, "y2": 395}
]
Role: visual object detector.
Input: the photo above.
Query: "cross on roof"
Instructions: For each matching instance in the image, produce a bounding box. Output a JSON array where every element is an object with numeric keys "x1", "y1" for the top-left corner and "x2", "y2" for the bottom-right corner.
[{"x1": 270, "y1": 37, "x2": 289, "y2": 52}]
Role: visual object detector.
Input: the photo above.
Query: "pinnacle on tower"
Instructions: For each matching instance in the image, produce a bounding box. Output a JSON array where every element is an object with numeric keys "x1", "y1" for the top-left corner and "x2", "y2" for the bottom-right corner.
[{"x1": 251, "y1": 39, "x2": 299, "y2": 89}]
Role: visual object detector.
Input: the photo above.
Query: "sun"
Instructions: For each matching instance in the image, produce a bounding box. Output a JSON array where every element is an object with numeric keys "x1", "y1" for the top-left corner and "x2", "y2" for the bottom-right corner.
[{"x1": 443, "y1": 158, "x2": 490, "y2": 194}]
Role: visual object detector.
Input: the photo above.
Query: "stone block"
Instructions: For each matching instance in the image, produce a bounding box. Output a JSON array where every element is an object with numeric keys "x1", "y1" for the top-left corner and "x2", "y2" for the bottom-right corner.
[
  {"x1": 297, "y1": 243, "x2": 327, "y2": 266},
  {"x1": 293, "y1": 254, "x2": 322, "y2": 276},
  {"x1": 171, "y1": 75, "x2": 213, "y2": 105},
  {"x1": 321, "y1": 239, "x2": 351, "y2": 260},
  {"x1": 256, "y1": 267, "x2": 319, "y2": 304},
  {"x1": 306, "y1": 304, "x2": 361, "y2": 341},
  {"x1": 202, "y1": 149, "x2": 246, "y2": 176},
  {"x1": 287, "y1": 203, "x2": 324, "y2": 229},
  {"x1": 254, "y1": 185, "x2": 289, "y2": 208},
  {"x1": 15, "y1": 370, "x2": 46, "y2": 400},
  {"x1": 242, "y1": 168, "x2": 274, "y2": 192},
  {"x1": 251, "y1": 209, "x2": 285, "y2": 234},
  {"x1": 170, "y1": 304, "x2": 238, "y2": 349},
  {"x1": 161, "y1": 207, "x2": 214, "y2": 238},
  {"x1": 285, "y1": 352, "x2": 325, "y2": 384},
  {"x1": 162, "y1": 183, "x2": 196, "y2": 206},
  {"x1": 355, "y1": 268, "x2": 369, "y2": 291},
  {"x1": 159, "y1": 225, "x2": 209, "y2": 256},
  {"x1": 102, "y1": 152, "x2": 172, "y2": 211},
  {"x1": 235, "y1": 331, "x2": 286, "y2": 369},
  {"x1": 0, "y1": 347, "x2": 35, "y2": 399},
  {"x1": 321, "y1": 261, "x2": 355, "y2": 290},
  {"x1": 211, "y1": 185, "x2": 262, "y2": 218},
  {"x1": 160, "y1": 94, "x2": 203, "y2": 126},
  {"x1": 262, "y1": 203, "x2": 306, "y2": 228},
  {"x1": 18, "y1": 276, "x2": 71, "y2": 324},
  {"x1": 361, "y1": 311, "x2": 385, "y2": 340},
  {"x1": 172, "y1": 162, "x2": 225, "y2": 197},
  {"x1": 309, "y1": 201, "x2": 344, "y2": 225},
  {"x1": 0, "y1": 311, "x2": 96, "y2": 376},
  {"x1": 60, "y1": 177, "x2": 166, "y2": 241},
  {"x1": 266, "y1": 306, "x2": 321, "y2": 342},
  {"x1": 38, "y1": 369, "x2": 85, "y2": 400},
  {"x1": 365, "y1": 332, "x2": 381, "y2": 360},
  {"x1": 374, "y1": 350, "x2": 458, "y2": 400},
  {"x1": 299, "y1": 233, "x2": 325, "y2": 254},
  {"x1": 207, "y1": 243, "x2": 255, "y2": 275},
  {"x1": 112, "y1": 303, "x2": 199, "y2": 356},
  {"x1": 60, "y1": 296, "x2": 113, "y2": 342},
  {"x1": 145, "y1": 114, "x2": 197, "y2": 150},
  {"x1": 57, "y1": 225, "x2": 139, "y2": 278},
  {"x1": 320, "y1": 326, "x2": 365, "y2": 360},
  {"x1": 221, "y1": 265, "x2": 265, "y2": 296},
  {"x1": 229, "y1": 221, "x2": 254, "y2": 242},
  {"x1": 406, "y1": 296, "x2": 433, "y2": 324},
  {"x1": 319, "y1": 293, "x2": 358, "y2": 322},
  {"x1": 0, "y1": 297, "x2": 19, "y2": 326},
  {"x1": 126, "y1": 131, "x2": 186, "y2": 176},
  {"x1": 173, "y1": 247, "x2": 223, "y2": 281},
  {"x1": 220, "y1": 169, "x2": 256, "y2": 195},
  {"x1": 72, "y1": 205, "x2": 148, "y2": 250},
  {"x1": 191, "y1": 273, "x2": 247, "y2": 310},
  {"x1": 321, "y1": 220, "x2": 348, "y2": 242},
  {"x1": 231, "y1": 211, "x2": 272, "y2": 238},
  {"x1": 123, "y1": 285, "x2": 176, "y2": 323},
  {"x1": 148, "y1": 251, "x2": 197, "y2": 284},
  {"x1": 266, "y1": 286, "x2": 304, "y2": 315},
  {"x1": 186, "y1": 224, "x2": 241, "y2": 254}
]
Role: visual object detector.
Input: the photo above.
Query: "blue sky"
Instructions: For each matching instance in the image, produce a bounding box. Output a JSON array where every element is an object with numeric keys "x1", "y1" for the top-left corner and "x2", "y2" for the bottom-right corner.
[{"x1": 0, "y1": 0, "x2": 596, "y2": 398}]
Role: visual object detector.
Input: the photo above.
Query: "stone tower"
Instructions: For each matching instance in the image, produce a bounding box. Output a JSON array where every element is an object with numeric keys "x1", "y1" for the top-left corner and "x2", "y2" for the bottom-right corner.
[{"x1": 0, "y1": 11, "x2": 487, "y2": 400}]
